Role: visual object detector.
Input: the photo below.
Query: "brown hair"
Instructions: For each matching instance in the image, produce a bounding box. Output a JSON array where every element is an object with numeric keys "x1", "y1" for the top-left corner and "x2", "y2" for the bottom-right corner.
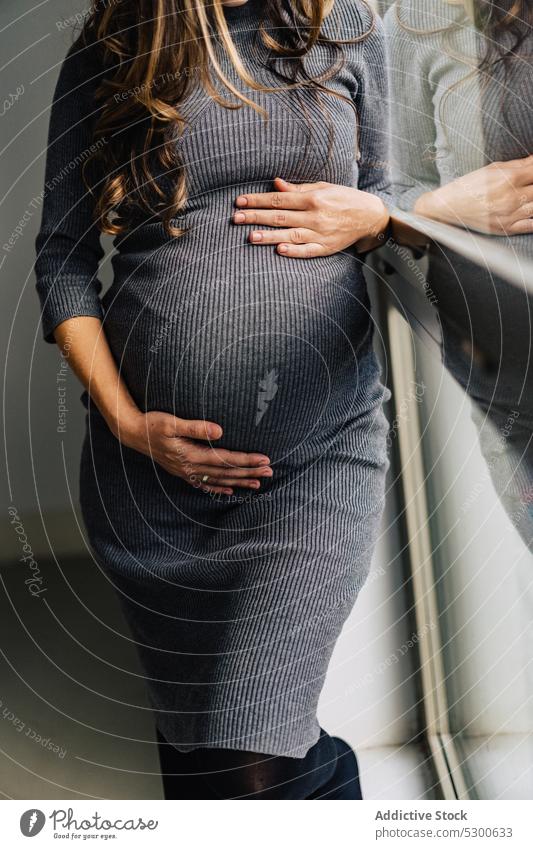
[
  {"x1": 395, "y1": 0, "x2": 532, "y2": 136},
  {"x1": 470, "y1": 1, "x2": 533, "y2": 68},
  {"x1": 395, "y1": 1, "x2": 532, "y2": 64},
  {"x1": 79, "y1": 0, "x2": 374, "y2": 238}
]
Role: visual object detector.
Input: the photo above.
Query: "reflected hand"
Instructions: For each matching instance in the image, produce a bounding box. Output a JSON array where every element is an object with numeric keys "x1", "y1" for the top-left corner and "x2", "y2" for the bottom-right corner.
[
  {"x1": 414, "y1": 155, "x2": 533, "y2": 235},
  {"x1": 233, "y1": 177, "x2": 389, "y2": 257},
  {"x1": 118, "y1": 411, "x2": 273, "y2": 495}
]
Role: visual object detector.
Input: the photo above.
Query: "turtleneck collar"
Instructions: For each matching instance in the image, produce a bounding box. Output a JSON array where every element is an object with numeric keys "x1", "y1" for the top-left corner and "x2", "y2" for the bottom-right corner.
[{"x1": 222, "y1": 0, "x2": 265, "y2": 25}]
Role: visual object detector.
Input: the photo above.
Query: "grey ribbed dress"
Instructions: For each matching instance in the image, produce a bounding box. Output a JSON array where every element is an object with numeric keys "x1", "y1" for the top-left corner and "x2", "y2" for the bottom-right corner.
[{"x1": 35, "y1": 0, "x2": 391, "y2": 757}]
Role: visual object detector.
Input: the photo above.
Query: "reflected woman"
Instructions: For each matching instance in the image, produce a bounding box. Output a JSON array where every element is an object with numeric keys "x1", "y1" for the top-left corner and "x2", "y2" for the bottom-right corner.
[
  {"x1": 382, "y1": 0, "x2": 533, "y2": 547},
  {"x1": 34, "y1": 0, "x2": 392, "y2": 798}
]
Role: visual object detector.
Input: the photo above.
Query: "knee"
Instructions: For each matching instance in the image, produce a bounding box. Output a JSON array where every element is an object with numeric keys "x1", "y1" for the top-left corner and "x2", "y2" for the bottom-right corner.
[
  {"x1": 194, "y1": 737, "x2": 338, "y2": 800},
  {"x1": 196, "y1": 752, "x2": 282, "y2": 799}
]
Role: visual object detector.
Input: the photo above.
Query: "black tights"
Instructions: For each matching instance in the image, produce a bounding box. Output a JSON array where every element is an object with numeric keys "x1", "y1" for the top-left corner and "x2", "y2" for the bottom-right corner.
[{"x1": 156, "y1": 727, "x2": 363, "y2": 800}]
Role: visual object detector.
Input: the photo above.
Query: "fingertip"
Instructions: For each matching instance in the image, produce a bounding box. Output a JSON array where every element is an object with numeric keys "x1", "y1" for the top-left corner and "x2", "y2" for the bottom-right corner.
[
  {"x1": 235, "y1": 196, "x2": 248, "y2": 207},
  {"x1": 276, "y1": 177, "x2": 299, "y2": 192},
  {"x1": 278, "y1": 244, "x2": 289, "y2": 254},
  {"x1": 209, "y1": 424, "x2": 223, "y2": 439}
]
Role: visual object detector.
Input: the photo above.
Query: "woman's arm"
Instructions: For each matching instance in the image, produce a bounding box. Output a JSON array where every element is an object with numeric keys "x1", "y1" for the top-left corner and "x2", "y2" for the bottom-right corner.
[
  {"x1": 35, "y1": 35, "x2": 272, "y2": 494},
  {"x1": 34, "y1": 33, "x2": 106, "y2": 342},
  {"x1": 382, "y1": 3, "x2": 443, "y2": 213}
]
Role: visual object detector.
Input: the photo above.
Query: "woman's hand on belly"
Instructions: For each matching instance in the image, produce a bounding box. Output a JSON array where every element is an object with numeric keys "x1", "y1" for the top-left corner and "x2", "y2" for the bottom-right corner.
[
  {"x1": 232, "y1": 177, "x2": 390, "y2": 258},
  {"x1": 121, "y1": 411, "x2": 273, "y2": 495},
  {"x1": 50, "y1": 318, "x2": 273, "y2": 496}
]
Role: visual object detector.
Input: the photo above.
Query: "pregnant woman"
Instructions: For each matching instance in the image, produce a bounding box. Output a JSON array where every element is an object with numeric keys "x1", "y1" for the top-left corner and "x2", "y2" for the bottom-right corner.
[{"x1": 34, "y1": 0, "x2": 391, "y2": 799}]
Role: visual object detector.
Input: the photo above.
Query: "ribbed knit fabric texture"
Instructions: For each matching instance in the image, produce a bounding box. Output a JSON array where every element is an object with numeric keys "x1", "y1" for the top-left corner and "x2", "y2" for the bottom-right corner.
[{"x1": 34, "y1": 0, "x2": 391, "y2": 757}]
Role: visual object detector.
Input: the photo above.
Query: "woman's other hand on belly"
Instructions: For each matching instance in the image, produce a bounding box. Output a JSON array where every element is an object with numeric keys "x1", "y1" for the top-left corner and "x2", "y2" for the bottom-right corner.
[
  {"x1": 232, "y1": 177, "x2": 390, "y2": 258},
  {"x1": 118, "y1": 411, "x2": 273, "y2": 496},
  {"x1": 51, "y1": 318, "x2": 273, "y2": 497}
]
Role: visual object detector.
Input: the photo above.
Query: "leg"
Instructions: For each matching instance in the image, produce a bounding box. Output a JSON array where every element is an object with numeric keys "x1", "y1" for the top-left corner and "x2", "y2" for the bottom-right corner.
[
  {"x1": 156, "y1": 726, "x2": 363, "y2": 800},
  {"x1": 156, "y1": 728, "x2": 217, "y2": 800}
]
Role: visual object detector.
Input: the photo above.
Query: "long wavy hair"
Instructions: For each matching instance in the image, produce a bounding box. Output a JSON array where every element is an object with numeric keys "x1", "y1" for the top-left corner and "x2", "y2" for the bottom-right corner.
[
  {"x1": 396, "y1": 0, "x2": 532, "y2": 65},
  {"x1": 395, "y1": 0, "x2": 532, "y2": 141},
  {"x1": 79, "y1": 0, "x2": 373, "y2": 238},
  {"x1": 466, "y1": 1, "x2": 532, "y2": 57}
]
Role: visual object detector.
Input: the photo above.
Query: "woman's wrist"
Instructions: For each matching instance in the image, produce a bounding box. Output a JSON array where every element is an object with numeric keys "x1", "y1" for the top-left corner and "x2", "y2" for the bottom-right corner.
[
  {"x1": 99, "y1": 399, "x2": 146, "y2": 449},
  {"x1": 368, "y1": 195, "x2": 390, "y2": 239},
  {"x1": 117, "y1": 411, "x2": 147, "y2": 450},
  {"x1": 414, "y1": 189, "x2": 446, "y2": 223},
  {"x1": 375, "y1": 211, "x2": 393, "y2": 243},
  {"x1": 354, "y1": 199, "x2": 391, "y2": 253}
]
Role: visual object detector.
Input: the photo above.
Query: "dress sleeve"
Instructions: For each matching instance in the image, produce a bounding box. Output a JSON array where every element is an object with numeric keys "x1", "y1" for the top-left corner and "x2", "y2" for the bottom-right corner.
[
  {"x1": 383, "y1": 4, "x2": 441, "y2": 210},
  {"x1": 34, "y1": 33, "x2": 106, "y2": 344}
]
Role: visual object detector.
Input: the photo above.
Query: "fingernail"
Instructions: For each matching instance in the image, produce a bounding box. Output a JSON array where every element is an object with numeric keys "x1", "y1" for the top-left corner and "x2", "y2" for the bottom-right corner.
[
  {"x1": 251, "y1": 481, "x2": 260, "y2": 488},
  {"x1": 236, "y1": 196, "x2": 248, "y2": 207},
  {"x1": 261, "y1": 468, "x2": 273, "y2": 477},
  {"x1": 250, "y1": 232, "x2": 262, "y2": 242},
  {"x1": 259, "y1": 457, "x2": 270, "y2": 464},
  {"x1": 234, "y1": 212, "x2": 246, "y2": 223},
  {"x1": 224, "y1": 489, "x2": 233, "y2": 495},
  {"x1": 278, "y1": 244, "x2": 288, "y2": 253}
]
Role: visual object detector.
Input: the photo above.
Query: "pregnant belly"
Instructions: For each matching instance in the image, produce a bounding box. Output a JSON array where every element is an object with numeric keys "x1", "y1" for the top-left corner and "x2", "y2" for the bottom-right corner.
[{"x1": 102, "y1": 245, "x2": 372, "y2": 456}]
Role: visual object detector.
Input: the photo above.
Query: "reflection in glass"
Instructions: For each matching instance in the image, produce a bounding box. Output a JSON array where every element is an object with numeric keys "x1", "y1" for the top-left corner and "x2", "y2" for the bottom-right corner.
[
  {"x1": 425, "y1": 245, "x2": 533, "y2": 550},
  {"x1": 385, "y1": 0, "x2": 533, "y2": 246},
  {"x1": 413, "y1": 333, "x2": 533, "y2": 799},
  {"x1": 381, "y1": 0, "x2": 533, "y2": 798},
  {"x1": 384, "y1": 0, "x2": 533, "y2": 547}
]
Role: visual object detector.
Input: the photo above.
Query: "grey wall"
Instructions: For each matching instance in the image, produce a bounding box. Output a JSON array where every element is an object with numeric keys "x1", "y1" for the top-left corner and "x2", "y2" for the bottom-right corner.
[
  {"x1": 2, "y1": 1, "x2": 92, "y2": 513},
  {"x1": 2, "y1": 0, "x2": 115, "y2": 556}
]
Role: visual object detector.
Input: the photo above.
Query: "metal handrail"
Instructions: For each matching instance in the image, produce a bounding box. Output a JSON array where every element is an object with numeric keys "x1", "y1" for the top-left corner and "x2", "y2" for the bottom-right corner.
[{"x1": 392, "y1": 209, "x2": 533, "y2": 294}]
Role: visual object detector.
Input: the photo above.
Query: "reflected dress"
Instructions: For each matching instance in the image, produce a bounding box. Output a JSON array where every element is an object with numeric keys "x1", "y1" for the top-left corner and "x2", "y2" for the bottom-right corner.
[{"x1": 35, "y1": 0, "x2": 391, "y2": 757}]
